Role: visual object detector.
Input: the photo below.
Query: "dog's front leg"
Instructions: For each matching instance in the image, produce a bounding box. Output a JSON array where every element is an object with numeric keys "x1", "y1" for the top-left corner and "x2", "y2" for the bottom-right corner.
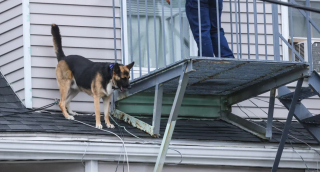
[
  {"x1": 103, "y1": 96, "x2": 114, "y2": 128},
  {"x1": 93, "y1": 95, "x2": 103, "y2": 129}
]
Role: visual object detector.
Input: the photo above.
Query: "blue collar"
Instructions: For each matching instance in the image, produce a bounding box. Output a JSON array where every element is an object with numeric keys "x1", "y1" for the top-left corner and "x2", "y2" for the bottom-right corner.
[{"x1": 109, "y1": 64, "x2": 114, "y2": 72}]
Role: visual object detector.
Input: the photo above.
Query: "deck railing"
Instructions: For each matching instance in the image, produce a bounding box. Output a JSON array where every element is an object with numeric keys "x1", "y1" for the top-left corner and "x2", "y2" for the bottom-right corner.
[{"x1": 111, "y1": 0, "x2": 320, "y2": 80}]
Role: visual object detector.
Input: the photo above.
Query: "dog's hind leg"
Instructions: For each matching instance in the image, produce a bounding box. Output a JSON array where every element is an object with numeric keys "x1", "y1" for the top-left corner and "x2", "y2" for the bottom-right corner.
[
  {"x1": 103, "y1": 96, "x2": 114, "y2": 128},
  {"x1": 58, "y1": 80, "x2": 74, "y2": 120},
  {"x1": 56, "y1": 61, "x2": 74, "y2": 120},
  {"x1": 66, "y1": 89, "x2": 79, "y2": 116}
]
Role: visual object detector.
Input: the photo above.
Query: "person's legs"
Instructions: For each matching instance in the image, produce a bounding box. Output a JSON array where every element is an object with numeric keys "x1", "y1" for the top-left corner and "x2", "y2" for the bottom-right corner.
[
  {"x1": 186, "y1": 0, "x2": 213, "y2": 57},
  {"x1": 208, "y1": 0, "x2": 234, "y2": 58}
]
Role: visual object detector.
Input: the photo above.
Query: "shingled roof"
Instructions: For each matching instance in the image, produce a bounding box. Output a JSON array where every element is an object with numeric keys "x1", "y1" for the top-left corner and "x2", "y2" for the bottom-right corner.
[{"x1": 0, "y1": 72, "x2": 317, "y2": 144}]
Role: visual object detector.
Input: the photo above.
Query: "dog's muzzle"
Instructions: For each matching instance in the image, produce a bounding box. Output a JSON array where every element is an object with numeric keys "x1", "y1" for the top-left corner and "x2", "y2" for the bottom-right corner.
[{"x1": 112, "y1": 85, "x2": 131, "y2": 92}]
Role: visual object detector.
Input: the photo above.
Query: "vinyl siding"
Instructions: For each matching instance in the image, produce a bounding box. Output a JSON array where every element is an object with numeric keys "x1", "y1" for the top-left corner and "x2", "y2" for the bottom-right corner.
[
  {"x1": 29, "y1": 0, "x2": 122, "y2": 111},
  {"x1": 0, "y1": 0, "x2": 24, "y2": 104},
  {"x1": 223, "y1": 0, "x2": 282, "y2": 59},
  {"x1": 233, "y1": 81, "x2": 320, "y2": 120}
]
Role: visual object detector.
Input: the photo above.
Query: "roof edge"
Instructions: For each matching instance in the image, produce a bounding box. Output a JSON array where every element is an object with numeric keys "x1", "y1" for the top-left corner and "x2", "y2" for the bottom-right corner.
[{"x1": 0, "y1": 138, "x2": 319, "y2": 169}]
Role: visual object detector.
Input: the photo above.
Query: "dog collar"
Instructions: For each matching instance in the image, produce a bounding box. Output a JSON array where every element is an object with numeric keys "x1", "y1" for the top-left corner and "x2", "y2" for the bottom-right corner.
[{"x1": 109, "y1": 64, "x2": 114, "y2": 71}]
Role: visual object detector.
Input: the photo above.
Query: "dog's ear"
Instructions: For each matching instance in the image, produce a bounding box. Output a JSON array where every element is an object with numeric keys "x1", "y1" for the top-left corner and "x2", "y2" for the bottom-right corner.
[
  {"x1": 113, "y1": 63, "x2": 120, "y2": 73},
  {"x1": 126, "y1": 62, "x2": 135, "y2": 70}
]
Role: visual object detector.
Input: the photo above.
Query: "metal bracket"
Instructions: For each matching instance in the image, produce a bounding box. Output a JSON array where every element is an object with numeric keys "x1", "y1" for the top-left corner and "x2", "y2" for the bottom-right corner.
[
  {"x1": 220, "y1": 111, "x2": 267, "y2": 140},
  {"x1": 266, "y1": 88, "x2": 276, "y2": 139},
  {"x1": 152, "y1": 84, "x2": 163, "y2": 136},
  {"x1": 272, "y1": 78, "x2": 304, "y2": 172},
  {"x1": 113, "y1": 109, "x2": 156, "y2": 137},
  {"x1": 153, "y1": 73, "x2": 189, "y2": 172}
]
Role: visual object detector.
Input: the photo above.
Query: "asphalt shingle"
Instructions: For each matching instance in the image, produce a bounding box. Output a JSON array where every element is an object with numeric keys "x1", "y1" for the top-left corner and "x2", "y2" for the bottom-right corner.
[{"x1": 0, "y1": 72, "x2": 317, "y2": 144}]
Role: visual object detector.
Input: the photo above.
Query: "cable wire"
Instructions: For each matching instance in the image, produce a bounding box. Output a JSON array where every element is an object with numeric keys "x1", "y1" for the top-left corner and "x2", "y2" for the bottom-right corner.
[
  {"x1": 109, "y1": 115, "x2": 183, "y2": 165},
  {"x1": 72, "y1": 119, "x2": 130, "y2": 172},
  {"x1": 236, "y1": 100, "x2": 320, "y2": 157}
]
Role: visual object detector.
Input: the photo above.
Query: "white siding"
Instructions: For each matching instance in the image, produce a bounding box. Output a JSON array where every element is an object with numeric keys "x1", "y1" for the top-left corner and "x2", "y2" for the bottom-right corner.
[
  {"x1": 29, "y1": 0, "x2": 122, "y2": 111},
  {"x1": 222, "y1": 0, "x2": 282, "y2": 60},
  {"x1": 233, "y1": 81, "x2": 320, "y2": 120},
  {"x1": 0, "y1": 0, "x2": 24, "y2": 103}
]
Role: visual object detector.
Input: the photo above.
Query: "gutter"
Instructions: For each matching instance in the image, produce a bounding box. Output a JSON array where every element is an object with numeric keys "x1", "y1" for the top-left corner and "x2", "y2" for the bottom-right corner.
[
  {"x1": 22, "y1": 0, "x2": 32, "y2": 108},
  {"x1": 0, "y1": 138, "x2": 319, "y2": 169}
]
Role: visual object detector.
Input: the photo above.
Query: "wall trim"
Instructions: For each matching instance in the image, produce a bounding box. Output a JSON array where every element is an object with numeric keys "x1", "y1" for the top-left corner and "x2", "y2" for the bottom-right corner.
[{"x1": 22, "y1": 0, "x2": 32, "y2": 108}]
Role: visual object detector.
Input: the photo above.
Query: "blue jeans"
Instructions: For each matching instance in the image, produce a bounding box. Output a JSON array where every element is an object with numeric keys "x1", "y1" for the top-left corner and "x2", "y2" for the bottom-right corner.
[{"x1": 186, "y1": 0, "x2": 234, "y2": 58}]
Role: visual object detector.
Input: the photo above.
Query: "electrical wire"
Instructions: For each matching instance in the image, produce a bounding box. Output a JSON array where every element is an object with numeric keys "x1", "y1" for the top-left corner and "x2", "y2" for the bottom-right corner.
[
  {"x1": 0, "y1": 99, "x2": 130, "y2": 171},
  {"x1": 252, "y1": 97, "x2": 284, "y2": 107},
  {"x1": 109, "y1": 115, "x2": 183, "y2": 166},
  {"x1": 247, "y1": 99, "x2": 314, "y2": 139},
  {"x1": 236, "y1": 101, "x2": 320, "y2": 157},
  {"x1": 72, "y1": 119, "x2": 130, "y2": 172},
  {"x1": 0, "y1": 99, "x2": 59, "y2": 118},
  {"x1": 81, "y1": 142, "x2": 89, "y2": 167},
  {"x1": 289, "y1": 140, "x2": 310, "y2": 171}
]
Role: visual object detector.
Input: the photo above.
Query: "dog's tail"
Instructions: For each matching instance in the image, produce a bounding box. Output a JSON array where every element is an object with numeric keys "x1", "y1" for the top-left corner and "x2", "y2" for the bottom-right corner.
[{"x1": 51, "y1": 24, "x2": 65, "y2": 61}]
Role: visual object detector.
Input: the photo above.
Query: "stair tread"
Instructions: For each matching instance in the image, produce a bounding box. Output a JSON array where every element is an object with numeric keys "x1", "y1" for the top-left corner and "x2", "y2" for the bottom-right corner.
[
  {"x1": 278, "y1": 87, "x2": 318, "y2": 100},
  {"x1": 301, "y1": 115, "x2": 320, "y2": 125}
]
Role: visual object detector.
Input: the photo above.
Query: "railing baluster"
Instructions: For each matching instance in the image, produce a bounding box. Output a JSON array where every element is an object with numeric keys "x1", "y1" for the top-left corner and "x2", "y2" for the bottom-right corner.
[
  {"x1": 237, "y1": 0, "x2": 242, "y2": 59},
  {"x1": 217, "y1": 0, "x2": 221, "y2": 58},
  {"x1": 198, "y1": 0, "x2": 202, "y2": 58},
  {"x1": 246, "y1": 0, "x2": 250, "y2": 59},
  {"x1": 137, "y1": 0, "x2": 142, "y2": 77},
  {"x1": 272, "y1": 3, "x2": 280, "y2": 61},
  {"x1": 129, "y1": 0, "x2": 134, "y2": 79},
  {"x1": 234, "y1": 0, "x2": 239, "y2": 59},
  {"x1": 145, "y1": 0, "x2": 150, "y2": 73},
  {"x1": 121, "y1": 0, "x2": 125, "y2": 65},
  {"x1": 170, "y1": 0, "x2": 175, "y2": 62},
  {"x1": 113, "y1": 0, "x2": 117, "y2": 63},
  {"x1": 179, "y1": 0, "x2": 183, "y2": 60},
  {"x1": 263, "y1": 1, "x2": 268, "y2": 60},
  {"x1": 290, "y1": 0, "x2": 294, "y2": 62},
  {"x1": 253, "y1": 0, "x2": 259, "y2": 60},
  {"x1": 306, "y1": 0, "x2": 313, "y2": 71},
  {"x1": 161, "y1": 0, "x2": 167, "y2": 66},
  {"x1": 229, "y1": 0, "x2": 234, "y2": 53},
  {"x1": 153, "y1": 0, "x2": 158, "y2": 69}
]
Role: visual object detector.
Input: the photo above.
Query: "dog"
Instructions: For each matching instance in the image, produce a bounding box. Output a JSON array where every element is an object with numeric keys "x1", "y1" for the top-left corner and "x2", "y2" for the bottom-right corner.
[{"x1": 51, "y1": 24, "x2": 134, "y2": 129}]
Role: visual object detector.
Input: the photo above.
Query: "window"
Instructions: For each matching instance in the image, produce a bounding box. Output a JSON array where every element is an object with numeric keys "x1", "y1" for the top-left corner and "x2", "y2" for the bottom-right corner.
[{"x1": 290, "y1": 0, "x2": 320, "y2": 38}]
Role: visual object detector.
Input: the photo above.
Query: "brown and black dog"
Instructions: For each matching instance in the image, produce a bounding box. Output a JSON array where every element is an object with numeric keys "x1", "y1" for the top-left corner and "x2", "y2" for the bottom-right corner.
[{"x1": 51, "y1": 24, "x2": 134, "y2": 129}]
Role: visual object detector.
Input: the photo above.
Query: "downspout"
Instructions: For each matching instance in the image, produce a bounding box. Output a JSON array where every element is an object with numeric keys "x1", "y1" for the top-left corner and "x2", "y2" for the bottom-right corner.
[{"x1": 22, "y1": 0, "x2": 32, "y2": 108}]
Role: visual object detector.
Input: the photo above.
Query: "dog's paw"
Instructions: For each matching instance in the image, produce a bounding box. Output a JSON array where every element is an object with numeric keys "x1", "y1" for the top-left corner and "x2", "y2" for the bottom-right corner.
[
  {"x1": 69, "y1": 111, "x2": 79, "y2": 116},
  {"x1": 106, "y1": 123, "x2": 115, "y2": 129},
  {"x1": 66, "y1": 116, "x2": 74, "y2": 120},
  {"x1": 96, "y1": 124, "x2": 103, "y2": 129}
]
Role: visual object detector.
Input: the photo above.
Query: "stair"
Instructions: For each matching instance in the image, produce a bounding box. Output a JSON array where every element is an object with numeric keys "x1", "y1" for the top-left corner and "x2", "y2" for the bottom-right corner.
[{"x1": 277, "y1": 71, "x2": 320, "y2": 143}]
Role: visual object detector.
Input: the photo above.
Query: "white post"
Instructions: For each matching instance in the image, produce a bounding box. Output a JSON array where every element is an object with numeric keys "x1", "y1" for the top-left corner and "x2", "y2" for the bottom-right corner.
[
  {"x1": 22, "y1": 0, "x2": 32, "y2": 108},
  {"x1": 85, "y1": 161, "x2": 98, "y2": 172},
  {"x1": 281, "y1": 0, "x2": 289, "y2": 61}
]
